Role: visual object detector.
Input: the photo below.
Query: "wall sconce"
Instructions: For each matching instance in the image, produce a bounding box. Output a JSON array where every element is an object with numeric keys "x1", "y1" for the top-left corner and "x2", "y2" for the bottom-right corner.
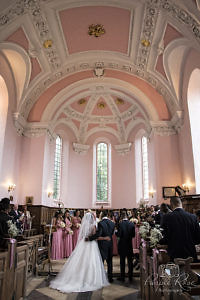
[
  {"x1": 149, "y1": 189, "x2": 156, "y2": 198},
  {"x1": 8, "y1": 183, "x2": 16, "y2": 193},
  {"x1": 48, "y1": 190, "x2": 53, "y2": 198},
  {"x1": 182, "y1": 183, "x2": 190, "y2": 193}
]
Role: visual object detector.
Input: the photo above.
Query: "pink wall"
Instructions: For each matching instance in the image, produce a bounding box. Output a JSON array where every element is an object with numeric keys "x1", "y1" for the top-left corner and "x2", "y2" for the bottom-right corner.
[
  {"x1": 178, "y1": 49, "x2": 200, "y2": 194},
  {"x1": 19, "y1": 135, "x2": 46, "y2": 205}
]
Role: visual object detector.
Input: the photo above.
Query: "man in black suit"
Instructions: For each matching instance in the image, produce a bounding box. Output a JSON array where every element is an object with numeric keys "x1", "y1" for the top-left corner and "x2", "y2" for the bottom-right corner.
[
  {"x1": 86, "y1": 210, "x2": 115, "y2": 282},
  {"x1": 116, "y1": 210, "x2": 135, "y2": 282},
  {"x1": 160, "y1": 196, "x2": 200, "y2": 261}
]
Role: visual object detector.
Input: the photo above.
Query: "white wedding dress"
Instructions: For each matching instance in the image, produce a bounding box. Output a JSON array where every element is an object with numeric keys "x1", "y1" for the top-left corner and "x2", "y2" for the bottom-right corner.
[{"x1": 50, "y1": 212, "x2": 109, "y2": 293}]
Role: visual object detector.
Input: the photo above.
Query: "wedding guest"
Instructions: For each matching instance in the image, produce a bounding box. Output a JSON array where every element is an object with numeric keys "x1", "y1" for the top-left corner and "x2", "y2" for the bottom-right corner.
[
  {"x1": 116, "y1": 210, "x2": 135, "y2": 282},
  {"x1": 72, "y1": 210, "x2": 81, "y2": 250},
  {"x1": 160, "y1": 197, "x2": 200, "y2": 261},
  {"x1": 51, "y1": 211, "x2": 65, "y2": 260},
  {"x1": 63, "y1": 210, "x2": 73, "y2": 258},
  {"x1": 0, "y1": 198, "x2": 12, "y2": 247},
  {"x1": 20, "y1": 205, "x2": 32, "y2": 230},
  {"x1": 9, "y1": 204, "x2": 22, "y2": 230}
]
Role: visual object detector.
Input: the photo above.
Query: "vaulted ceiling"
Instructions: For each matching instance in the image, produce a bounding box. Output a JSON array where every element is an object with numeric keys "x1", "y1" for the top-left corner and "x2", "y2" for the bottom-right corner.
[{"x1": 0, "y1": 0, "x2": 200, "y2": 143}]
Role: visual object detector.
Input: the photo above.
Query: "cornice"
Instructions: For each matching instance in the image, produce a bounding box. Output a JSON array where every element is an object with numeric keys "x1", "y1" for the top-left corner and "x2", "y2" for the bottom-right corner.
[
  {"x1": 114, "y1": 143, "x2": 132, "y2": 155},
  {"x1": 72, "y1": 143, "x2": 90, "y2": 155}
]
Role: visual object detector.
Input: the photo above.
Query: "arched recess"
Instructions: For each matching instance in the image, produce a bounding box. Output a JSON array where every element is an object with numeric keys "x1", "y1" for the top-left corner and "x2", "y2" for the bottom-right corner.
[
  {"x1": 0, "y1": 75, "x2": 9, "y2": 172},
  {"x1": 163, "y1": 38, "x2": 191, "y2": 103},
  {"x1": 187, "y1": 68, "x2": 200, "y2": 193},
  {"x1": 0, "y1": 42, "x2": 31, "y2": 108}
]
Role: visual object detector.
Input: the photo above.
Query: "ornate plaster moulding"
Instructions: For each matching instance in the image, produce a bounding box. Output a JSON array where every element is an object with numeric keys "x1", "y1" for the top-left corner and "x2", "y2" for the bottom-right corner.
[
  {"x1": 72, "y1": 143, "x2": 90, "y2": 155},
  {"x1": 171, "y1": 110, "x2": 184, "y2": 133},
  {"x1": 22, "y1": 121, "x2": 56, "y2": 141},
  {"x1": 150, "y1": 120, "x2": 177, "y2": 136},
  {"x1": 114, "y1": 142, "x2": 132, "y2": 155},
  {"x1": 13, "y1": 112, "x2": 27, "y2": 136}
]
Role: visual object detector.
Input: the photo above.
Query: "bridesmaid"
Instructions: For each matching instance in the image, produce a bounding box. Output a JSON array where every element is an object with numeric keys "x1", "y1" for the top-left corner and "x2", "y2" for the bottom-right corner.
[
  {"x1": 72, "y1": 209, "x2": 81, "y2": 250},
  {"x1": 63, "y1": 210, "x2": 73, "y2": 258},
  {"x1": 51, "y1": 211, "x2": 65, "y2": 260}
]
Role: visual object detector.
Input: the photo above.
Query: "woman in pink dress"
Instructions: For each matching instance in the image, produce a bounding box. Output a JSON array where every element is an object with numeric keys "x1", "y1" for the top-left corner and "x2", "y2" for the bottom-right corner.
[
  {"x1": 72, "y1": 210, "x2": 81, "y2": 250},
  {"x1": 109, "y1": 210, "x2": 118, "y2": 256},
  {"x1": 51, "y1": 211, "x2": 65, "y2": 260},
  {"x1": 63, "y1": 210, "x2": 73, "y2": 258}
]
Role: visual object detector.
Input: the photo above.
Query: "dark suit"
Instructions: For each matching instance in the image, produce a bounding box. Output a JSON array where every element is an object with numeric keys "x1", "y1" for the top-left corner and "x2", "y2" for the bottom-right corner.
[
  {"x1": 89, "y1": 218, "x2": 115, "y2": 280},
  {"x1": 0, "y1": 211, "x2": 12, "y2": 248},
  {"x1": 9, "y1": 209, "x2": 21, "y2": 229},
  {"x1": 116, "y1": 219, "x2": 135, "y2": 279},
  {"x1": 161, "y1": 208, "x2": 200, "y2": 261}
]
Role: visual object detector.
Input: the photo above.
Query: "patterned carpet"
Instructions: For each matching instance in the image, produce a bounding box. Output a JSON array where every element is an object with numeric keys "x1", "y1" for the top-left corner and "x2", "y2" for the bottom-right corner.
[{"x1": 26, "y1": 257, "x2": 141, "y2": 300}]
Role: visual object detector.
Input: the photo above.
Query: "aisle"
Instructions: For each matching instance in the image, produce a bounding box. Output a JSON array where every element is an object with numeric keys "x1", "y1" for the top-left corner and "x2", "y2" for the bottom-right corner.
[{"x1": 26, "y1": 256, "x2": 141, "y2": 300}]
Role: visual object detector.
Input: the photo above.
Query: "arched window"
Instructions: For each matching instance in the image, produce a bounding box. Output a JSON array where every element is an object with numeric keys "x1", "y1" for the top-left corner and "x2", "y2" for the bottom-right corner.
[
  {"x1": 53, "y1": 136, "x2": 62, "y2": 199},
  {"x1": 93, "y1": 139, "x2": 111, "y2": 205},
  {"x1": 96, "y1": 143, "x2": 108, "y2": 202},
  {"x1": 135, "y1": 131, "x2": 149, "y2": 203},
  {"x1": 141, "y1": 136, "x2": 149, "y2": 200},
  {"x1": 187, "y1": 68, "x2": 200, "y2": 192}
]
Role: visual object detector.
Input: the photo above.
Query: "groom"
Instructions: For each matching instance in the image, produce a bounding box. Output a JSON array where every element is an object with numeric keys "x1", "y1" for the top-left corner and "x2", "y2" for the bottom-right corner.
[{"x1": 86, "y1": 210, "x2": 115, "y2": 283}]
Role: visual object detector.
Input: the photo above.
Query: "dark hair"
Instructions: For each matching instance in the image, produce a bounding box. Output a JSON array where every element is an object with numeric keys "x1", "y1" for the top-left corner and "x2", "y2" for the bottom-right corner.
[
  {"x1": 170, "y1": 196, "x2": 182, "y2": 207},
  {"x1": 0, "y1": 198, "x2": 10, "y2": 211},
  {"x1": 160, "y1": 203, "x2": 170, "y2": 213},
  {"x1": 101, "y1": 210, "x2": 108, "y2": 218}
]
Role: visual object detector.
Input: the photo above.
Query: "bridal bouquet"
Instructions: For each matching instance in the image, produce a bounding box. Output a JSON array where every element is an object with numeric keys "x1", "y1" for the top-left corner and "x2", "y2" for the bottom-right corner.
[
  {"x1": 59, "y1": 221, "x2": 66, "y2": 228},
  {"x1": 68, "y1": 230, "x2": 73, "y2": 235},
  {"x1": 7, "y1": 220, "x2": 18, "y2": 238},
  {"x1": 149, "y1": 225, "x2": 163, "y2": 248},
  {"x1": 76, "y1": 223, "x2": 81, "y2": 228},
  {"x1": 139, "y1": 221, "x2": 150, "y2": 240}
]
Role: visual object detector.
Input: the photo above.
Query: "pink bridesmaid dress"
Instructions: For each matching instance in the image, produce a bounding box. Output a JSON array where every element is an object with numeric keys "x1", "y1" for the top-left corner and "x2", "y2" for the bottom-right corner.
[
  {"x1": 112, "y1": 234, "x2": 118, "y2": 256},
  {"x1": 63, "y1": 218, "x2": 73, "y2": 258},
  {"x1": 72, "y1": 216, "x2": 81, "y2": 250},
  {"x1": 51, "y1": 219, "x2": 64, "y2": 260}
]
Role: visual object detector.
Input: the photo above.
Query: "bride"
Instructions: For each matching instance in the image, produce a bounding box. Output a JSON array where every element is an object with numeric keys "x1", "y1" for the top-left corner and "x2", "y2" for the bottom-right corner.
[{"x1": 50, "y1": 211, "x2": 110, "y2": 293}]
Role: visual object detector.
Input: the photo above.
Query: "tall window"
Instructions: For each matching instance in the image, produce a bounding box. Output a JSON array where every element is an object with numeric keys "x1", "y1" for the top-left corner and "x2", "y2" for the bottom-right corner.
[
  {"x1": 93, "y1": 139, "x2": 111, "y2": 205},
  {"x1": 141, "y1": 136, "x2": 149, "y2": 199},
  {"x1": 96, "y1": 143, "x2": 108, "y2": 202},
  {"x1": 53, "y1": 136, "x2": 62, "y2": 199}
]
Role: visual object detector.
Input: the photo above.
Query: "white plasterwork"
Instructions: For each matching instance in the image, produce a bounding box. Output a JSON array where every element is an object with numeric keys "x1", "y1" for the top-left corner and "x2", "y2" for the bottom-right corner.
[
  {"x1": 114, "y1": 143, "x2": 132, "y2": 155},
  {"x1": 72, "y1": 143, "x2": 90, "y2": 155}
]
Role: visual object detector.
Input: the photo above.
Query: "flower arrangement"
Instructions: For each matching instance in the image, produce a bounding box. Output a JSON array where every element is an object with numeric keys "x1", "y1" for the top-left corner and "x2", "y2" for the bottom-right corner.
[
  {"x1": 139, "y1": 221, "x2": 150, "y2": 240},
  {"x1": 7, "y1": 220, "x2": 18, "y2": 238},
  {"x1": 149, "y1": 225, "x2": 163, "y2": 248},
  {"x1": 76, "y1": 223, "x2": 81, "y2": 228}
]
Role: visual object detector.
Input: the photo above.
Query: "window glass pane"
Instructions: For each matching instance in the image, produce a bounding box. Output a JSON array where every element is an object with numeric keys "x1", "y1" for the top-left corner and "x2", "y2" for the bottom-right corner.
[
  {"x1": 53, "y1": 136, "x2": 62, "y2": 199},
  {"x1": 142, "y1": 136, "x2": 149, "y2": 199},
  {"x1": 96, "y1": 142, "x2": 108, "y2": 202}
]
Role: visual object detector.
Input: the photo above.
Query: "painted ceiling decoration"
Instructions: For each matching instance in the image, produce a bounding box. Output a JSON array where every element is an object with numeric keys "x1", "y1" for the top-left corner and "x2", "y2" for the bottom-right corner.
[{"x1": 0, "y1": 0, "x2": 200, "y2": 146}]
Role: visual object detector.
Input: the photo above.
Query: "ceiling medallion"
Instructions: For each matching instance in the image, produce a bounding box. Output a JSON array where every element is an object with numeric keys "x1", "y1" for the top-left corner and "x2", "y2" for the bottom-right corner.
[
  {"x1": 116, "y1": 98, "x2": 125, "y2": 105},
  {"x1": 97, "y1": 102, "x2": 106, "y2": 109},
  {"x1": 88, "y1": 24, "x2": 105, "y2": 37},
  {"x1": 43, "y1": 40, "x2": 53, "y2": 48},
  {"x1": 78, "y1": 99, "x2": 86, "y2": 105},
  {"x1": 141, "y1": 39, "x2": 150, "y2": 47}
]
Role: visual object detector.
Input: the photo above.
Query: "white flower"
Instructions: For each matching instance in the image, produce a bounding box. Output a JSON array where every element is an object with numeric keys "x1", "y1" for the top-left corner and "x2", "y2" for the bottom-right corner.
[
  {"x1": 149, "y1": 227, "x2": 163, "y2": 248},
  {"x1": 7, "y1": 220, "x2": 18, "y2": 238},
  {"x1": 139, "y1": 222, "x2": 150, "y2": 239}
]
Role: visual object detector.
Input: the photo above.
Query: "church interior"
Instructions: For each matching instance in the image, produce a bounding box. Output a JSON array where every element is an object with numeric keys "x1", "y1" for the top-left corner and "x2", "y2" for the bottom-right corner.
[{"x1": 1, "y1": 0, "x2": 200, "y2": 299}]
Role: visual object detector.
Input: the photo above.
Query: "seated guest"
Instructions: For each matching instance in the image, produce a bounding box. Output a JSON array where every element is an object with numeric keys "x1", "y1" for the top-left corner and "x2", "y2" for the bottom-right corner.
[
  {"x1": 0, "y1": 198, "x2": 12, "y2": 247},
  {"x1": 9, "y1": 204, "x2": 22, "y2": 231},
  {"x1": 160, "y1": 196, "x2": 200, "y2": 261}
]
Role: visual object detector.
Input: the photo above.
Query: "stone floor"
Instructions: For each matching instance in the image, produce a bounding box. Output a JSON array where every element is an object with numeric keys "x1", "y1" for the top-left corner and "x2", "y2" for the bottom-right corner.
[{"x1": 26, "y1": 256, "x2": 141, "y2": 300}]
